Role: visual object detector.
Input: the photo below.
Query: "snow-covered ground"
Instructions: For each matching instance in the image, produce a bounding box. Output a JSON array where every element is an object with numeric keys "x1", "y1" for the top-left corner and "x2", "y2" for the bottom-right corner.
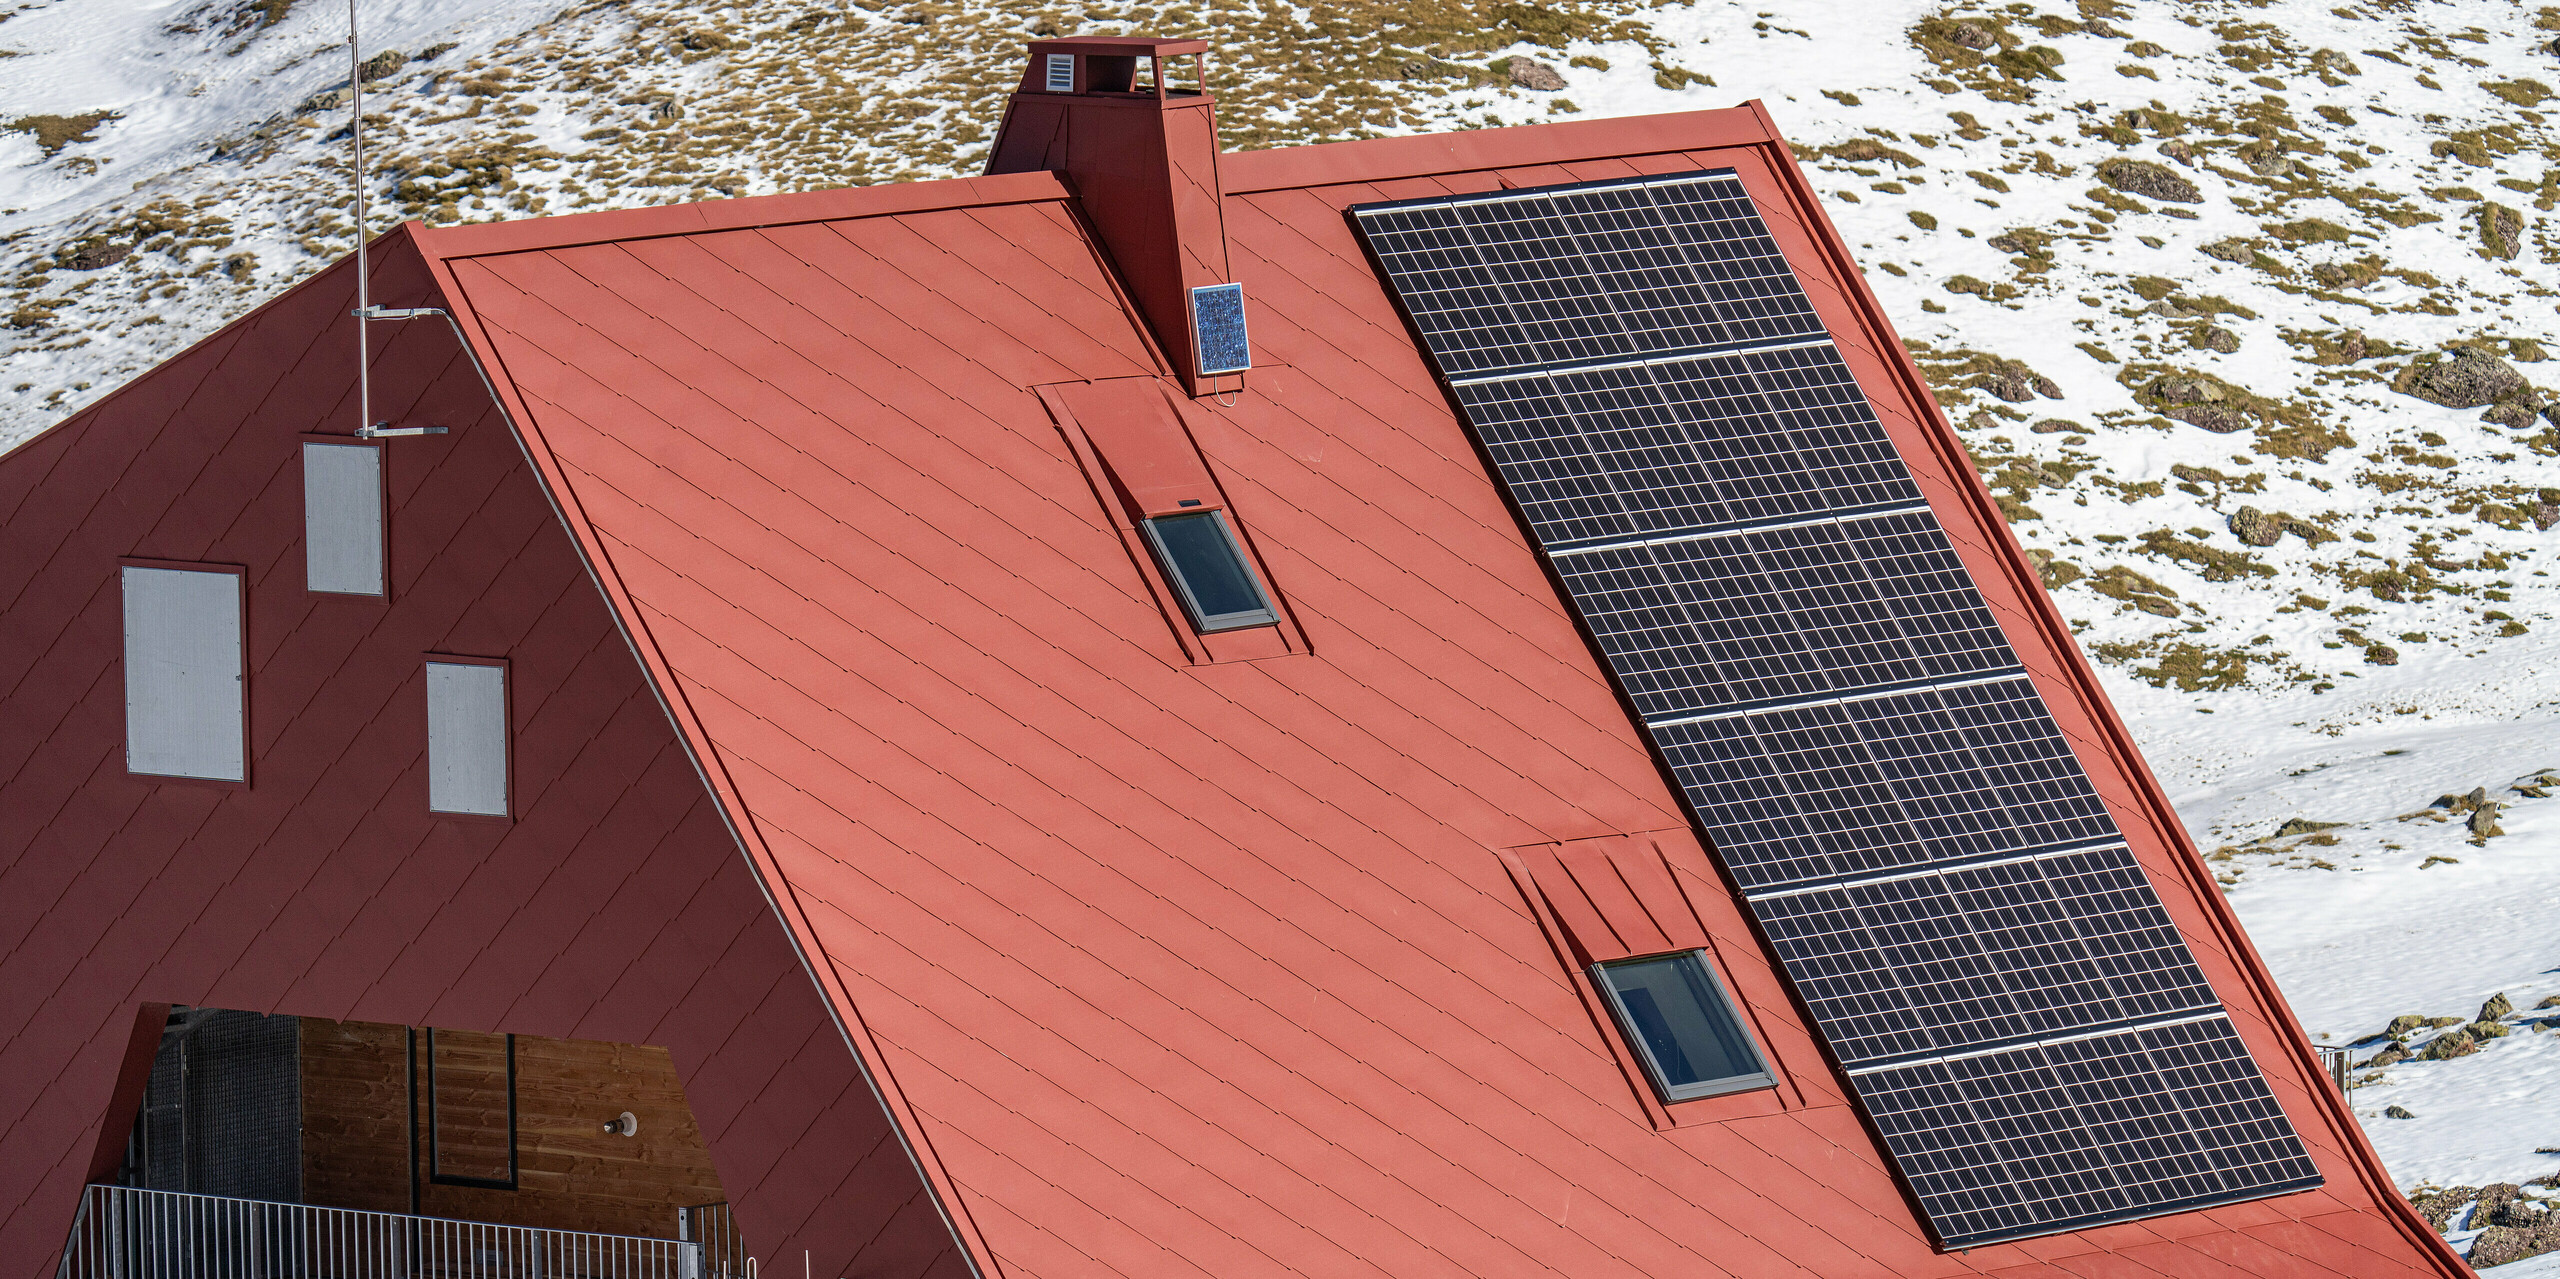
[{"x1": 4, "y1": 0, "x2": 2556, "y2": 1262}]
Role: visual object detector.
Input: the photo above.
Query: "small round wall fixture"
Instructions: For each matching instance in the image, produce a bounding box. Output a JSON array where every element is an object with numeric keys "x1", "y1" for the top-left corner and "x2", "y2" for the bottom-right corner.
[{"x1": 602, "y1": 1111, "x2": 640, "y2": 1137}]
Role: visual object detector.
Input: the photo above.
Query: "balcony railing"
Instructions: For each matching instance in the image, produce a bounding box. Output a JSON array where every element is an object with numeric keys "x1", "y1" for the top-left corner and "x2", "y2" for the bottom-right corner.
[{"x1": 57, "y1": 1185, "x2": 737, "y2": 1279}]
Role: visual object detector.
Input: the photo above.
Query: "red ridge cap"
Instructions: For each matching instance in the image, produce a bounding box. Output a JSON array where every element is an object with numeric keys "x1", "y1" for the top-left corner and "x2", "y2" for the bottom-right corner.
[
  {"x1": 1217, "y1": 103, "x2": 1774, "y2": 194},
  {"x1": 411, "y1": 169, "x2": 1073, "y2": 262}
]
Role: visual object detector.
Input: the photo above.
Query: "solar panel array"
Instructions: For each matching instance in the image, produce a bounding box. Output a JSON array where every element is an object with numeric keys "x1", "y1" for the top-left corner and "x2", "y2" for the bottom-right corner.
[{"x1": 1352, "y1": 170, "x2": 2319, "y2": 1248}]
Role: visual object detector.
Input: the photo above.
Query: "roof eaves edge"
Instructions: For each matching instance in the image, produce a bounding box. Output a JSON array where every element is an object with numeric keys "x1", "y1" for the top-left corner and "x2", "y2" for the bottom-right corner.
[
  {"x1": 411, "y1": 169, "x2": 1074, "y2": 261},
  {"x1": 1216, "y1": 102, "x2": 1773, "y2": 195},
  {"x1": 412, "y1": 250, "x2": 1003, "y2": 1279}
]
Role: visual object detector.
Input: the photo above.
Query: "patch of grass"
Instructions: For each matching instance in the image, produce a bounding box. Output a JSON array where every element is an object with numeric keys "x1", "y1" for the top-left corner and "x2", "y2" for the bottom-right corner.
[
  {"x1": 4, "y1": 111, "x2": 119, "y2": 156},
  {"x1": 2484, "y1": 78, "x2": 2552, "y2": 107}
]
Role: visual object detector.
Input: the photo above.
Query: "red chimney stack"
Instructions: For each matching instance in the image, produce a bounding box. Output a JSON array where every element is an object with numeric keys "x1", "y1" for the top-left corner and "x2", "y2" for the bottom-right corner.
[{"x1": 986, "y1": 38, "x2": 1238, "y2": 396}]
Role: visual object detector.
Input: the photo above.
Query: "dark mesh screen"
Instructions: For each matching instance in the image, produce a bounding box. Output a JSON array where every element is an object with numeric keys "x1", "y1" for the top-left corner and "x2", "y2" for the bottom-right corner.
[{"x1": 131, "y1": 1008, "x2": 302, "y2": 1201}]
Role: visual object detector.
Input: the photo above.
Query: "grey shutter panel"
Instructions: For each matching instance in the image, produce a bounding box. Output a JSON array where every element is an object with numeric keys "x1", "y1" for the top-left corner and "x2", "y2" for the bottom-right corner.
[
  {"x1": 426, "y1": 661, "x2": 508, "y2": 815},
  {"x1": 303, "y1": 441, "x2": 385, "y2": 595},
  {"x1": 123, "y1": 566, "x2": 246, "y2": 781}
]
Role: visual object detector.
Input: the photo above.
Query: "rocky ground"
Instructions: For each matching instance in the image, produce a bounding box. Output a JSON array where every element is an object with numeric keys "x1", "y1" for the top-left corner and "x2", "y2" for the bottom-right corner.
[{"x1": 4, "y1": 0, "x2": 2558, "y2": 1264}]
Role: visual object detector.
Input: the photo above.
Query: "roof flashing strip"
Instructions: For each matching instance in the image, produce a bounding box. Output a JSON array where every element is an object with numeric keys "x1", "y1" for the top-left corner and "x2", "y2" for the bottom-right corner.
[
  {"x1": 1842, "y1": 1010, "x2": 2233, "y2": 1077},
  {"x1": 1352, "y1": 166, "x2": 2321, "y2": 1248},
  {"x1": 1443, "y1": 335, "x2": 1834, "y2": 387},
  {"x1": 1349, "y1": 168, "x2": 1746, "y2": 217}
]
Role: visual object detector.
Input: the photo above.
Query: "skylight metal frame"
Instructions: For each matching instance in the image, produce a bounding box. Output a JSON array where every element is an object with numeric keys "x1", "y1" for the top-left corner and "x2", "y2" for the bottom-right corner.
[
  {"x1": 1591, "y1": 950, "x2": 1776, "y2": 1104},
  {"x1": 1139, "y1": 509, "x2": 1278, "y2": 633}
]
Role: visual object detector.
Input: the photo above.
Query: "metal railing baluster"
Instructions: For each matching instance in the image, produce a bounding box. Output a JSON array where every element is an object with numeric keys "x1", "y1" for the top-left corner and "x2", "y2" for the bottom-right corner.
[{"x1": 56, "y1": 1188, "x2": 709, "y2": 1279}]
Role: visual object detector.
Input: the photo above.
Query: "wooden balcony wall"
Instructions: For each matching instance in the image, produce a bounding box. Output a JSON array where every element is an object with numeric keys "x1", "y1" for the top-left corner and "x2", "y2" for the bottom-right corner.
[{"x1": 299, "y1": 1018, "x2": 725, "y2": 1238}]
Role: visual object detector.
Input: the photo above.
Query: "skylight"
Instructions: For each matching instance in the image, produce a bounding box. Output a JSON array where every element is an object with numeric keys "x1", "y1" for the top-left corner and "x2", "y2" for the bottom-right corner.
[
  {"x1": 1594, "y1": 951, "x2": 1772, "y2": 1102},
  {"x1": 1140, "y1": 510, "x2": 1275, "y2": 632}
]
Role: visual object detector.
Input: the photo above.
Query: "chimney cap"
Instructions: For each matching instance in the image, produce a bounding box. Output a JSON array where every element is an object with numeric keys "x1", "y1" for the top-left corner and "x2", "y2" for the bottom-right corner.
[{"x1": 1027, "y1": 36, "x2": 1207, "y2": 57}]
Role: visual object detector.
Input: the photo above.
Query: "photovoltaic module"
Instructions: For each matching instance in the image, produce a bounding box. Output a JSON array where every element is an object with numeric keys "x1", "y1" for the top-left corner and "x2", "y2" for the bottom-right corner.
[{"x1": 1351, "y1": 170, "x2": 2319, "y2": 1248}]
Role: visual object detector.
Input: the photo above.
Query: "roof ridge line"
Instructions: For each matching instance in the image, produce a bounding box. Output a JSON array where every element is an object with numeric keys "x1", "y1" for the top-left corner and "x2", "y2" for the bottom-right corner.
[{"x1": 410, "y1": 169, "x2": 1073, "y2": 264}]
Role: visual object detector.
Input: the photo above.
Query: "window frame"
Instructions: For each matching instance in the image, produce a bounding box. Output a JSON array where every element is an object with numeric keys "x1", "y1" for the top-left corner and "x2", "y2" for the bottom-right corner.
[
  {"x1": 421, "y1": 1027, "x2": 519, "y2": 1191},
  {"x1": 1138, "y1": 509, "x2": 1279, "y2": 633},
  {"x1": 300, "y1": 435, "x2": 390, "y2": 599},
  {"x1": 1591, "y1": 950, "x2": 1776, "y2": 1104},
  {"x1": 423, "y1": 655, "x2": 512, "y2": 820},
  {"x1": 119, "y1": 559, "x2": 251, "y2": 788}
]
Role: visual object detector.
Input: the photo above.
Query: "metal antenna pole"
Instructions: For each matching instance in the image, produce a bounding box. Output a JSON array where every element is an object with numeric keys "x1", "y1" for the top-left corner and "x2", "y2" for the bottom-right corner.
[{"x1": 351, "y1": 0, "x2": 367, "y2": 435}]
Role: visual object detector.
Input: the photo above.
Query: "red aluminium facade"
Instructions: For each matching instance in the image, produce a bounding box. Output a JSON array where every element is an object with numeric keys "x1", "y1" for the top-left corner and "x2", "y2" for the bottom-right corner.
[{"x1": 0, "y1": 40, "x2": 2467, "y2": 1279}]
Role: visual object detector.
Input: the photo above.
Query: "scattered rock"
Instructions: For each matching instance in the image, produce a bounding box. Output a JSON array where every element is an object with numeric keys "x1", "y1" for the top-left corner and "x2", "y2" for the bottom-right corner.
[
  {"x1": 2199, "y1": 325, "x2": 2241, "y2": 353},
  {"x1": 2473, "y1": 802, "x2": 2506, "y2": 838},
  {"x1": 2471, "y1": 1223, "x2": 2557, "y2": 1268},
  {"x1": 2387, "y1": 1105, "x2": 2422, "y2": 1121},
  {"x1": 2242, "y1": 146, "x2": 2294, "y2": 178},
  {"x1": 2484, "y1": 993, "x2": 2517, "y2": 1021},
  {"x1": 2539, "y1": 995, "x2": 2560, "y2": 1010},
  {"x1": 360, "y1": 49, "x2": 407, "y2": 82},
  {"x1": 2231, "y1": 507, "x2": 2282, "y2": 546},
  {"x1": 1969, "y1": 358, "x2": 2062, "y2": 402},
  {"x1": 56, "y1": 236, "x2": 131, "y2": 271},
  {"x1": 2537, "y1": 501, "x2": 2559, "y2": 532},
  {"x1": 2158, "y1": 139, "x2": 2197, "y2": 167},
  {"x1": 2080, "y1": 18, "x2": 2127, "y2": 37},
  {"x1": 2389, "y1": 1013, "x2": 2453, "y2": 1036},
  {"x1": 2366, "y1": 644, "x2": 2400, "y2": 666},
  {"x1": 2486, "y1": 401, "x2": 2543, "y2": 429},
  {"x1": 2154, "y1": 376, "x2": 2224, "y2": 404},
  {"x1": 2466, "y1": 1019, "x2": 2511, "y2": 1041},
  {"x1": 2360, "y1": 1043, "x2": 2409, "y2": 1069},
  {"x1": 1506, "y1": 57, "x2": 1566, "y2": 91},
  {"x1": 2422, "y1": 1029, "x2": 2478, "y2": 1059},
  {"x1": 2479, "y1": 202, "x2": 2527, "y2": 260},
  {"x1": 2338, "y1": 331, "x2": 2369, "y2": 361},
  {"x1": 2097, "y1": 157, "x2": 2203, "y2": 203},
  {"x1": 2169, "y1": 403, "x2": 2251, "y2": 433},
  {"x1": 2274, "y1": 817, "x2": 2347, "y2": 837},
  {"x1": 2202, "y1": 238, "x2": 2255, "y2": 263},
  {"x1": 2313, "y1": 260, "x2": 2383, "y2": 290},
  {"x1": 2029, "y1": 418, "x2": 2079, "y2": 433},
  {"x1": 1946, "y1": 22, "x2": 1997, "y2": 50},
  {"x1": 2482, "y1": 1184, "x2": 2529, "y2": 1225},
  {"x1": 2396, "y1": 347, "x2": 2527, "y2": 409}
]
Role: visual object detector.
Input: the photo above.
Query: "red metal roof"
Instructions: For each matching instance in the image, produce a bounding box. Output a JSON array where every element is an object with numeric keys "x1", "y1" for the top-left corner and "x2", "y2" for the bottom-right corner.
[{"x1": 390, "y1": 92, "x2": 2468, "y2": 1278}]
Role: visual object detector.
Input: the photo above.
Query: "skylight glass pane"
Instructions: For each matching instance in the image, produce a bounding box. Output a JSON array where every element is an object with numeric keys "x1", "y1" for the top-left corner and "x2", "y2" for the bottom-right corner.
[
  {"x1": 1598, "y1": 951, "x2": 1772, "y2": 1101},
  {"x1": 1143, "y1": 511, "x2": 1275, "y2": 632}
]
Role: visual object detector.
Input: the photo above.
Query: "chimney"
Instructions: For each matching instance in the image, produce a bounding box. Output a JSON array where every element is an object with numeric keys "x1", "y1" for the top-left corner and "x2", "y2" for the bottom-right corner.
[{"x1": 986, "y1": 38, "x2": 1243, "y2": 397}]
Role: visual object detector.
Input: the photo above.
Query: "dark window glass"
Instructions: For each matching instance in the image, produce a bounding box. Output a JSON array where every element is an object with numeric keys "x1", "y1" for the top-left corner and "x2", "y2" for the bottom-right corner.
[
  {"x1": 1143, "y1": 511, "x2": 1277, "y2": 632},
  {"x1": 1596, "y1": 951, "x2": 1774, "y2": 1102}
]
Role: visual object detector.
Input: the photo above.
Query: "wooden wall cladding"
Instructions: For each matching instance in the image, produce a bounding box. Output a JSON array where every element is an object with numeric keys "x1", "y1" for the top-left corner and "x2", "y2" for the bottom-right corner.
[
  {"x1": 300, "y1": 1019, "x2": 409, "y2": 1213},
  {"x1": 300, "y1": 1018, "x2": 726, "y2": 1239}
]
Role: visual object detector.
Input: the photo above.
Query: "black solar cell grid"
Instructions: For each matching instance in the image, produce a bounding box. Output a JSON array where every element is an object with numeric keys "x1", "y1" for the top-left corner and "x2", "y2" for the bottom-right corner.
[
  {"x1": 1853, "y1": 1019, "x2": 2320, "y2": 1247},
  {"x1": 1351, "y1": 169, "x2": 2317, "y2": 1246}
]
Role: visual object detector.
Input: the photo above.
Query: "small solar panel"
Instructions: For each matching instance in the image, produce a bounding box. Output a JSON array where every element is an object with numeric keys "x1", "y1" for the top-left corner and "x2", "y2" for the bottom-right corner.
[
  {"x1": 1190, "y1": 282, "x2": 1252, "y2": 376},
  {"x1": 1351, "y1": 170, "x2": 2317, "y2": 1248}
]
